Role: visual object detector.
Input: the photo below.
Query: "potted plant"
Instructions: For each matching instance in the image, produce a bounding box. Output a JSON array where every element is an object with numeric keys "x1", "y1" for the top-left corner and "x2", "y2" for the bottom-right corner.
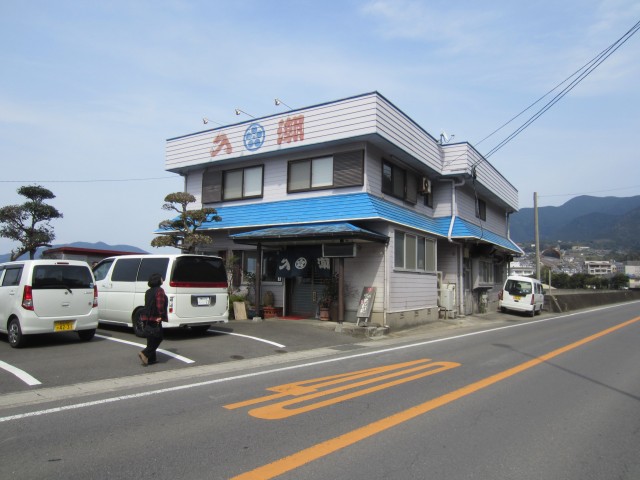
[
  {"x1": 318, "y1": 274, "x2": 339, "y2": 321},
  {"x1": 262, "y1": 290, "x2": 277, "y2": 318}
]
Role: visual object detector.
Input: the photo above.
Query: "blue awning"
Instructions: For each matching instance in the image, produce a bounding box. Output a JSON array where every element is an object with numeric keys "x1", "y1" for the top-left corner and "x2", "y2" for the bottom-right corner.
[{"x1": 230, "y1": 222, "x2": 389, "y2": 244}]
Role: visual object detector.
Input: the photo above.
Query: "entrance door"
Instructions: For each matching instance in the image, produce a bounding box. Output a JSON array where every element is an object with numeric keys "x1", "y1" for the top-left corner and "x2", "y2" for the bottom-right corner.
[
  {"x1": 286, "y1": 264, "x2": 333, "y2": 318},
  {"x1": 287, "y1": 277, "x2": 317, "y2": 318}
]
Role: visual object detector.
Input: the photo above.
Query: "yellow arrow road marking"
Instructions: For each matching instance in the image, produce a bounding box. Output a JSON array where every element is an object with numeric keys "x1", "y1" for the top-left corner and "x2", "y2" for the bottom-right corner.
[{"x1": 224, "y1": 359, "x2": 460, "y2": 418}]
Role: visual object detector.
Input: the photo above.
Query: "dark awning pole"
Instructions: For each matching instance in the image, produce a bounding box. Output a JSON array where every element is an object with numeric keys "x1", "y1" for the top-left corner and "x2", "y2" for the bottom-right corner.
[
  {"x1": 338, "y1": 257, "x2": 344, "y2": 323},
  {"x1": 256, "y1": 242, "x2": 262, "y2": 317}
]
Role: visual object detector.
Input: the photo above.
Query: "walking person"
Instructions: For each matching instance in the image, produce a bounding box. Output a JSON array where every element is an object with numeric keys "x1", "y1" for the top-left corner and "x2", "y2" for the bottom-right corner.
[{"x1": 138, "y1": 273, "x2": 168, "y2": 366}]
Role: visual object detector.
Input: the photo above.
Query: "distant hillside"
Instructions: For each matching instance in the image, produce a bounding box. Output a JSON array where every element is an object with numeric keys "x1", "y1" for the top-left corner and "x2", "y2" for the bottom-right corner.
[
  {"x1": 0, "y1": 242, "x2": 148, "y2": 263},
  {"x1": 510, "y1": 195, "x2": 640, "y2": 249}
]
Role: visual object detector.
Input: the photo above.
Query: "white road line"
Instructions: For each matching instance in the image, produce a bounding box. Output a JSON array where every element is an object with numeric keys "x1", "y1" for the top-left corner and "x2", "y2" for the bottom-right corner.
[
  {"x1": 208, "y1": 329, "x2": 286, "y2": 348},
  {"x1": 0, "y1": 360, "x2": 41, "y2": 386},
  {"x1": 95, "y1": 334, "x2": 195, "y2": 364}
]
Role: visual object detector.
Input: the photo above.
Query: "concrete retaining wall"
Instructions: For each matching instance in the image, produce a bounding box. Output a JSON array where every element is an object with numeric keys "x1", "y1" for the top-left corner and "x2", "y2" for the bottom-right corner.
[{"x1": 547, "y1": 290, "x2": 640, "y2": 313}]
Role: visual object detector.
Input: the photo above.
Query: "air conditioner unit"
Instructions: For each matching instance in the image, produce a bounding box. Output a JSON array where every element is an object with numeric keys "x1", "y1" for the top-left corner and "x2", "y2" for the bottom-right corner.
[{"x1": 419, "y1": 177, "x2": 431, "y2": 194}]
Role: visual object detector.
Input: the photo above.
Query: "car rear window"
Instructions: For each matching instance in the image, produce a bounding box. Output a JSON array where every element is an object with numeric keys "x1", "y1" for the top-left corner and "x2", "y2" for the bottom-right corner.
[
  {"x1": 170, "y1": 256, "x2": 227, "y2": 288},
  {"x1": 505, "y1": 279, "x2": 533, "y2": 295},
  {"x1": 33, "y1": 265, "x2": 94, "y2": 289}
]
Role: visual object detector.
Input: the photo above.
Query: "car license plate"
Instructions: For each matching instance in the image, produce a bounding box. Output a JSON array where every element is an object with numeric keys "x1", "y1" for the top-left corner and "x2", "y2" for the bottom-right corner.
[
  {"x1": 54, "y1": 320, "x2": 75, "y2": 331},
  {"x1": 197, "y1": 296, "x2": 211, "y2": 306},
  {"x1": 514, "y1": 295, "x2": 521, "y2": 301}
]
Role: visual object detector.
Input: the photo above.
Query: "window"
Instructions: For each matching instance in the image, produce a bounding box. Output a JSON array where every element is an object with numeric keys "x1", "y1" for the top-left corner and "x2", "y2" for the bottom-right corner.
[
  {"x1": 382, "y1": 160, "x2": 419, "y2": 204},
  {"x1": 394, "y1": 230, "x2": 436, "y2": 272},
  {"x1": 289, "y1": 156, "x2": 333, "y2": 191},
  {"x1": 202, "y1": 165, "x2": 263, "y2": 203},
  {"x1": 1, "y1": 267, "x2": 22, "y2": 287},
  {"x1": 111, "y1": 258, "x2": 141, "y2": 282},
  {"x1": 476, "y1": 198, "x2": 487, "y2": 221},
  {"x1": 262, "y1": 251, "x2": 280, "y2": 282},
  {"x1": 223, "y1": 165, "x2": 263, "y2": 200},
  {"x1": 287, "y1": 150, "x2": 363, "y2": 192},
  {"x1": 137, "y1": 258, "x2": 170, "y2": 282},
  {"x1": 478, "y1": 260, "x2": 494, "y2": 284},
  {"x1": 33, "y1": 265, "x2": 94, "y2": 289}
]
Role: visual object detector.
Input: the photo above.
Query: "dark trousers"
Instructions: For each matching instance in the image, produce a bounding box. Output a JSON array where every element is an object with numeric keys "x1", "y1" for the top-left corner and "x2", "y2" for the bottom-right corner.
[{"x1": 142, "y1": 324, "x2": 163, "y2": 363}]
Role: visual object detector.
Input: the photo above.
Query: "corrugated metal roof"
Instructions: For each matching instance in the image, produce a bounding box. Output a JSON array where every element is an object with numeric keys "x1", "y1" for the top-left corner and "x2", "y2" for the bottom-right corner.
[{"x1": 188, "y1": 192, "x2": 521, "y2": 253}]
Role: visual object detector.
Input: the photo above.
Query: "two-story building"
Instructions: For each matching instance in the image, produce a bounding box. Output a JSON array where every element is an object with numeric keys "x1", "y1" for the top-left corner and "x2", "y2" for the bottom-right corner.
[{"x1": 161, "y1": 92, "x2": 522, "y2": 328}]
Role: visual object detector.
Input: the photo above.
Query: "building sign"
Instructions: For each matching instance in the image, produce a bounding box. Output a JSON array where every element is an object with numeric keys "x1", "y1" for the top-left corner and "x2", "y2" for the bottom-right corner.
[
  {"x1": 210, "y1": 133, "x2": 232, "y2": 158},
  {"x1": 277, "y1": 114, "x2": 304, "y2": 145},
  {"x1": 208, "y1": 114, "x2": 305, "y2": 159},
  {"x1": 243, "y1": 123, "x2": 266, "y2": 151},
  {"x1": 356, "y1": 286, "x2": 376, "y2": 325}
]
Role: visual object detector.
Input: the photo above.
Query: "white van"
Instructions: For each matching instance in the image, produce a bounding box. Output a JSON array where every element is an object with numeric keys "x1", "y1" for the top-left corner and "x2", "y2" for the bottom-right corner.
[
  {"x1": 498, "y1": 275, "x2": 545, "y2": 317},
  {"x1": 92, "y1": 254, "x2": 228, "y2": 336},
  {"x1": 0, "y1": 260, "x2": 99, "y2": 348}
]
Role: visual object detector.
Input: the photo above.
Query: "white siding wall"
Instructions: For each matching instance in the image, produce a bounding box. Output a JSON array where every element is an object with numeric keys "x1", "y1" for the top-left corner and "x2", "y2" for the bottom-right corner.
[
  {"x1": 456, "y1": 185, "x2": 508, "y2": 235},
  {"x1": 385, "y1": 224, "x2": 438, "y2": 312},
  {"x1": 432, "y1": 180, "x2": 454, "y2": 217},
  {"x1": 344, "y1": 242, "x2": 385, "y2": 315},
  {"x1": 437, "y1": 241, "x2": 460, "y2": 292},
  {"x1": 191, "y1": 143, "x2": 367, "y2": 208},
  {"x1": 365, "y1": 144, "x2": 435, "y2": 218}
]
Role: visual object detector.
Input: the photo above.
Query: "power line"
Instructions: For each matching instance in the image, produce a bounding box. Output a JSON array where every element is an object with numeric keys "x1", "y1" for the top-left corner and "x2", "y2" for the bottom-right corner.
[
  {"x1": 0, "y1": 177, "x2": 178, "y2": 184},
  {"x1": 479, "y1": 18, "x2": 640, "y2": 162}
]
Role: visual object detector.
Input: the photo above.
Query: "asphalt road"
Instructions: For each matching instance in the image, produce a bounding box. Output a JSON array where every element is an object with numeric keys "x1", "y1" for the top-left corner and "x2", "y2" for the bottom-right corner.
[{"x1": 2, "y1": 302, "x2": 640, "y2": 479}]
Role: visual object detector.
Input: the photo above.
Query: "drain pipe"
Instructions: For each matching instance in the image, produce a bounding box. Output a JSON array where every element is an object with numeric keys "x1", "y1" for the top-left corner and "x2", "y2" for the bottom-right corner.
[
  {"x1": 443, "y1": 177, "x2": 466, "y2": 316},
  {"x1": 446, "y1": 177, "x2": 466, "y2": 242}
]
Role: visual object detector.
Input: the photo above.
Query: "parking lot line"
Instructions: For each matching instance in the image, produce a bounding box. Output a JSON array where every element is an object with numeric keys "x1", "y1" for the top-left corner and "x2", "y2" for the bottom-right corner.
[
  {"x1": 208, "y1": 329, "x2": 286, "y2": 348},
  {"x1": 0, "y1": 360, "x2": 42, "y2": 386},
  {"x1": 95, "y1": 334, "x2": 195, "y2": 364}
]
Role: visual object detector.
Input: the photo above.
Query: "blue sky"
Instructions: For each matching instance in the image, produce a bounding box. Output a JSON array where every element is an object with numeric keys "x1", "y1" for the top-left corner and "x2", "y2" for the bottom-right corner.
[{"x1": 1, "y1": 0, "x2": 639, "y2": 253}]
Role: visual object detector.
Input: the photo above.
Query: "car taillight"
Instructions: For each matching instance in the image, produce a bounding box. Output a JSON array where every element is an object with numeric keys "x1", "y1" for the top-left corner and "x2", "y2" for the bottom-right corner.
[
  {"x1": 93, "y1": 285, "x2": 98, "y2": 308},
  {"x1": 168, "y1": 296, "x2": 174, "y2": 314},
  {"x1": 22, "y1": 285, "x2": 34, "y2": 310},
  {"x1": 498, "y1": 289, "x2": 503, "y2": 301}
]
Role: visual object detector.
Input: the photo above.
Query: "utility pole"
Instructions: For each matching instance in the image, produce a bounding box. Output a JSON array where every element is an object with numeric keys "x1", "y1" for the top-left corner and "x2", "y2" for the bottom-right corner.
[{"x1": 534, "y1": 192, "x2": 541, "y2": 281}]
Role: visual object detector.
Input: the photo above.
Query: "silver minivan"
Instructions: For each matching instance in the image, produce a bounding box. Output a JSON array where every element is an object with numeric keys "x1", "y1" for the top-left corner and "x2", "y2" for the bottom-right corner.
[
  {"x1": 0, "y1": 260, "x2": 99, "y2": 348},
  {"x1": 498, "y1": 275, "x2": 545, "y2": 317},
  {"x1": 92, "y1": 254, "x2": 229, "y2": 336}
]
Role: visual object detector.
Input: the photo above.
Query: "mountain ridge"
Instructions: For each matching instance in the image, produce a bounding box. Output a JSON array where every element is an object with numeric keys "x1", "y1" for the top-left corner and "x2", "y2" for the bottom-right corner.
[{"x1": 510, "y1": 195, "x2": 640, "y2": 248}]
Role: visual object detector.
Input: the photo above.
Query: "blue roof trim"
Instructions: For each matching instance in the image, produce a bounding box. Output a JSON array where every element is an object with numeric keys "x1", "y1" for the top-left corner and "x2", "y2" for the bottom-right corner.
[
  {"x1": 451, "y1": 217, "x2": 523, "y2": 254},
  {"x1": 186, "y1": 192, "x2": 520, "y2": 253}
]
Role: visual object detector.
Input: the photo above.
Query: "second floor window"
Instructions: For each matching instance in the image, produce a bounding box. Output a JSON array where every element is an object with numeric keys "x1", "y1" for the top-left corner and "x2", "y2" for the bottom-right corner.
[
  {"x1": 287, "y1": 150, "x2": 364, "y2": 193},
  {"x1": 382, "y1": 160, "x2": 419, "y2": 204},
  {"x1": 223, "y1": 165, "x2": 263, "y2": 200},
  {"x1": 476, "y1": 198, "x2": 487, "y2": 221},
  {"x1": 289, "y1": 156, "x2": 333, "y2": 191}
]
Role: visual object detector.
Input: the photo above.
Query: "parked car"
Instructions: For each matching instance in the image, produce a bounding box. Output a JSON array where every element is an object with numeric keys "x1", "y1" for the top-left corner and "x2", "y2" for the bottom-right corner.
[
  {"x1": 0, "y1": 260, "x2": 98, "y2": 348},
  {"x1": 498, "y1": 275, "x2": 545, "y2": 317},
  {"x1": 92, "y1": 254, "x2": 229, "y2": 337}
]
